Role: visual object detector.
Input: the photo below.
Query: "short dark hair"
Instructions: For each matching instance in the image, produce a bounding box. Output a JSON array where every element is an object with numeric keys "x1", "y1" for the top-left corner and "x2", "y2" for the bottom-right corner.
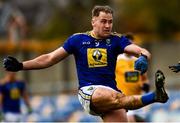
[{"x1": 92, "y1": 5, "x2": 113, "y2": 17}]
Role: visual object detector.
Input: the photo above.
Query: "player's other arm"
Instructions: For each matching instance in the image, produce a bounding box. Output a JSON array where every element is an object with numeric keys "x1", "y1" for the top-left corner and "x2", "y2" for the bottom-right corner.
[
  {"x1": 3, "y1": 47, "x2": 69, "y2": 71},
  {"x1": 124, "y1": 44, "x2": 151, "y2": 60}
]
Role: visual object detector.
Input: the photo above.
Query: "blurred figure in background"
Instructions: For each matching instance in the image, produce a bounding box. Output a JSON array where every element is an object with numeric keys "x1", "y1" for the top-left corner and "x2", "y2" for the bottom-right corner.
[
  {"x1": 0, "y1": 0, "x2": 27, "y2": 44},
  {"x1": 169, "y1": 62, "x2": 180, "y2": 73},
  {"x1": 7, "y1": 9, "x2": 27, "y2": 44},
  {"x1": 0, "y1": 71, "x2": 32, "y2": 122},
  {"x1": 116, "y1": 33, "x2": 150, "y2": 122}
]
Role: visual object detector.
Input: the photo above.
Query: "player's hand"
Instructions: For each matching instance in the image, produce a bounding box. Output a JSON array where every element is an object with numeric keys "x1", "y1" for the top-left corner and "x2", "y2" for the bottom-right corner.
[
  {"x1": 3, "y1": 56, "x2": 23, "y2": 72},
  {"x1": 135, "y1": 54, "x2": 148, "y2": 75},
  {"x1": 169, "y1": 63, "x2": 180, "y2": 73}
]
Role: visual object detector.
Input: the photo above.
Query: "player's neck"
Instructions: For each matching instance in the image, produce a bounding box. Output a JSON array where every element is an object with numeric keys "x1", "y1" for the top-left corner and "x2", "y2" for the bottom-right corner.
[{"x1": 90, "y1": 31, "x2": 103, "y2": 39}]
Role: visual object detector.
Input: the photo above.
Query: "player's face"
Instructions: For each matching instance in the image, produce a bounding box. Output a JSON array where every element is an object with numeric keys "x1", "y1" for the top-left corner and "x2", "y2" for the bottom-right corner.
[{"x1": 92, "y1": 12, "x2": 113, "y2": 38}]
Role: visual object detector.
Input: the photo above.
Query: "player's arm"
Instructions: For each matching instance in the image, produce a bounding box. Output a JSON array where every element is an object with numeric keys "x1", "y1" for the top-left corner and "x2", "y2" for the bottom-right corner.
[
  {"x1": 3, "y1": 47, "x2": 69, "y2": 71},
  {"x1": 124, "y1": 44, "x2": 151, "y2": 60},
  {"x1": 23, "y1": 47, "x2": 68, "y2": 70}
]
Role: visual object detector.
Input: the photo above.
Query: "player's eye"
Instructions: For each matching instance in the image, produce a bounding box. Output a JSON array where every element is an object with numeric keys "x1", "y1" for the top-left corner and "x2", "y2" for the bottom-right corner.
[
  {"x1": 108, "y1": 20, "x2": 112, "y2": 24},
  {"x1": 100, "y1": 20, "x2": 107, "y2": 24}
]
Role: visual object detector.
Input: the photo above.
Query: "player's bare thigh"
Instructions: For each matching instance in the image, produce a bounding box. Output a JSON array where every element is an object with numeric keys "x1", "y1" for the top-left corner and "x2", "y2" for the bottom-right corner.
[{"x1": 91, "y1": 86, "x2": 126, "y2": 113}]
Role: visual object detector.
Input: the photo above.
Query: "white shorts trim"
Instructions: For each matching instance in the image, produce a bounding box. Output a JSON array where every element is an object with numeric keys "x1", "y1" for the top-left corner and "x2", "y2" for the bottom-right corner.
[{"x1": 78, "y1": 85, "x2": 114, "y2": 116}]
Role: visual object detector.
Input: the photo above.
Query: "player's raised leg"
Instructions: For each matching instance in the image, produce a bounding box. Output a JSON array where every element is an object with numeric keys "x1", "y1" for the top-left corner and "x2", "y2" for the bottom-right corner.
[{"x1": 90, "y1": 70, "x2": 169, "y2": 122}]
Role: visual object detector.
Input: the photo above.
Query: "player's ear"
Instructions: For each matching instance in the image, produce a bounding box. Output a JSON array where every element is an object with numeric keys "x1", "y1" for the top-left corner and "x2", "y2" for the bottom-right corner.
[
  {"x1": 91, "y1": 19, "x2": 94, "y2": 26},
  {"x1": 91, "y1": 17, "x2": 96, "y2": 26}
]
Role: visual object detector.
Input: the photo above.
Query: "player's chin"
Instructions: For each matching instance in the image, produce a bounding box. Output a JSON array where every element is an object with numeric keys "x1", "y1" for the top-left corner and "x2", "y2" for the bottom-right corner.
[{"x1": 102, "y1": 32, "x2": 111, "y2": 37}]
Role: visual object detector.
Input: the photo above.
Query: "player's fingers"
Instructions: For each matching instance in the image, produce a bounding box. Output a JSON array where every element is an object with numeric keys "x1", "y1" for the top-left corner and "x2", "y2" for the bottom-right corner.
[
  {"x1": 169, "y1": 66, "x2": 174, "y2": 69},
  {"x1": 172, "y1": 69, "x2": 177, "y2": 72},
  {"x1": 169, "y1": 67, "x2": 174, "y2": 70},
  {"x1": 169, "y1": 66, "x2": 175, "y2": 68}
]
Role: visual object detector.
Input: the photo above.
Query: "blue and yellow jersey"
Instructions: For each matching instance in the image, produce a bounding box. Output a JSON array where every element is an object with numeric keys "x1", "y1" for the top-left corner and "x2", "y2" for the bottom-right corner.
[
  {"x1": 115, "y1": 54, "x2": 143, "y2": 95},
  {"x1": 63, "y1": 31, "x2": 131, "y2": 91},
  {"x1": 0, "y1": 81, "x2": 25, "y2": 113}
]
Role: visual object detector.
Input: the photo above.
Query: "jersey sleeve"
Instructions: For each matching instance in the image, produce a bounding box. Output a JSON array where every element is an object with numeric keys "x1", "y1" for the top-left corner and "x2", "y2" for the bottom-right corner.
[
  {"x1": 63, "y1": 34, "x2": 78, "y2": 54},
  {"x1": 118, "y1": 36, "x2": 132, "y2": 51}
]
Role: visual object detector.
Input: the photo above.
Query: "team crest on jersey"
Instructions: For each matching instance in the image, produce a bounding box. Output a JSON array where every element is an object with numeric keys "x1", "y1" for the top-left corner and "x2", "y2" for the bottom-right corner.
[
  {"x1": 106, "y1": 39, "x2": 111, "y2": 46},
  {"x1": 87, "y1": 48, "x2": 107, "y2": 67}
]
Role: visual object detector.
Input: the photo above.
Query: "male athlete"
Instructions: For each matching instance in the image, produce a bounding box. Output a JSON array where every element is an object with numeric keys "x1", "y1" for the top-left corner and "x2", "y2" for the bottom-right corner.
[{"x1": 3, "y1": 5, "x2": 168, "y2": 122}]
